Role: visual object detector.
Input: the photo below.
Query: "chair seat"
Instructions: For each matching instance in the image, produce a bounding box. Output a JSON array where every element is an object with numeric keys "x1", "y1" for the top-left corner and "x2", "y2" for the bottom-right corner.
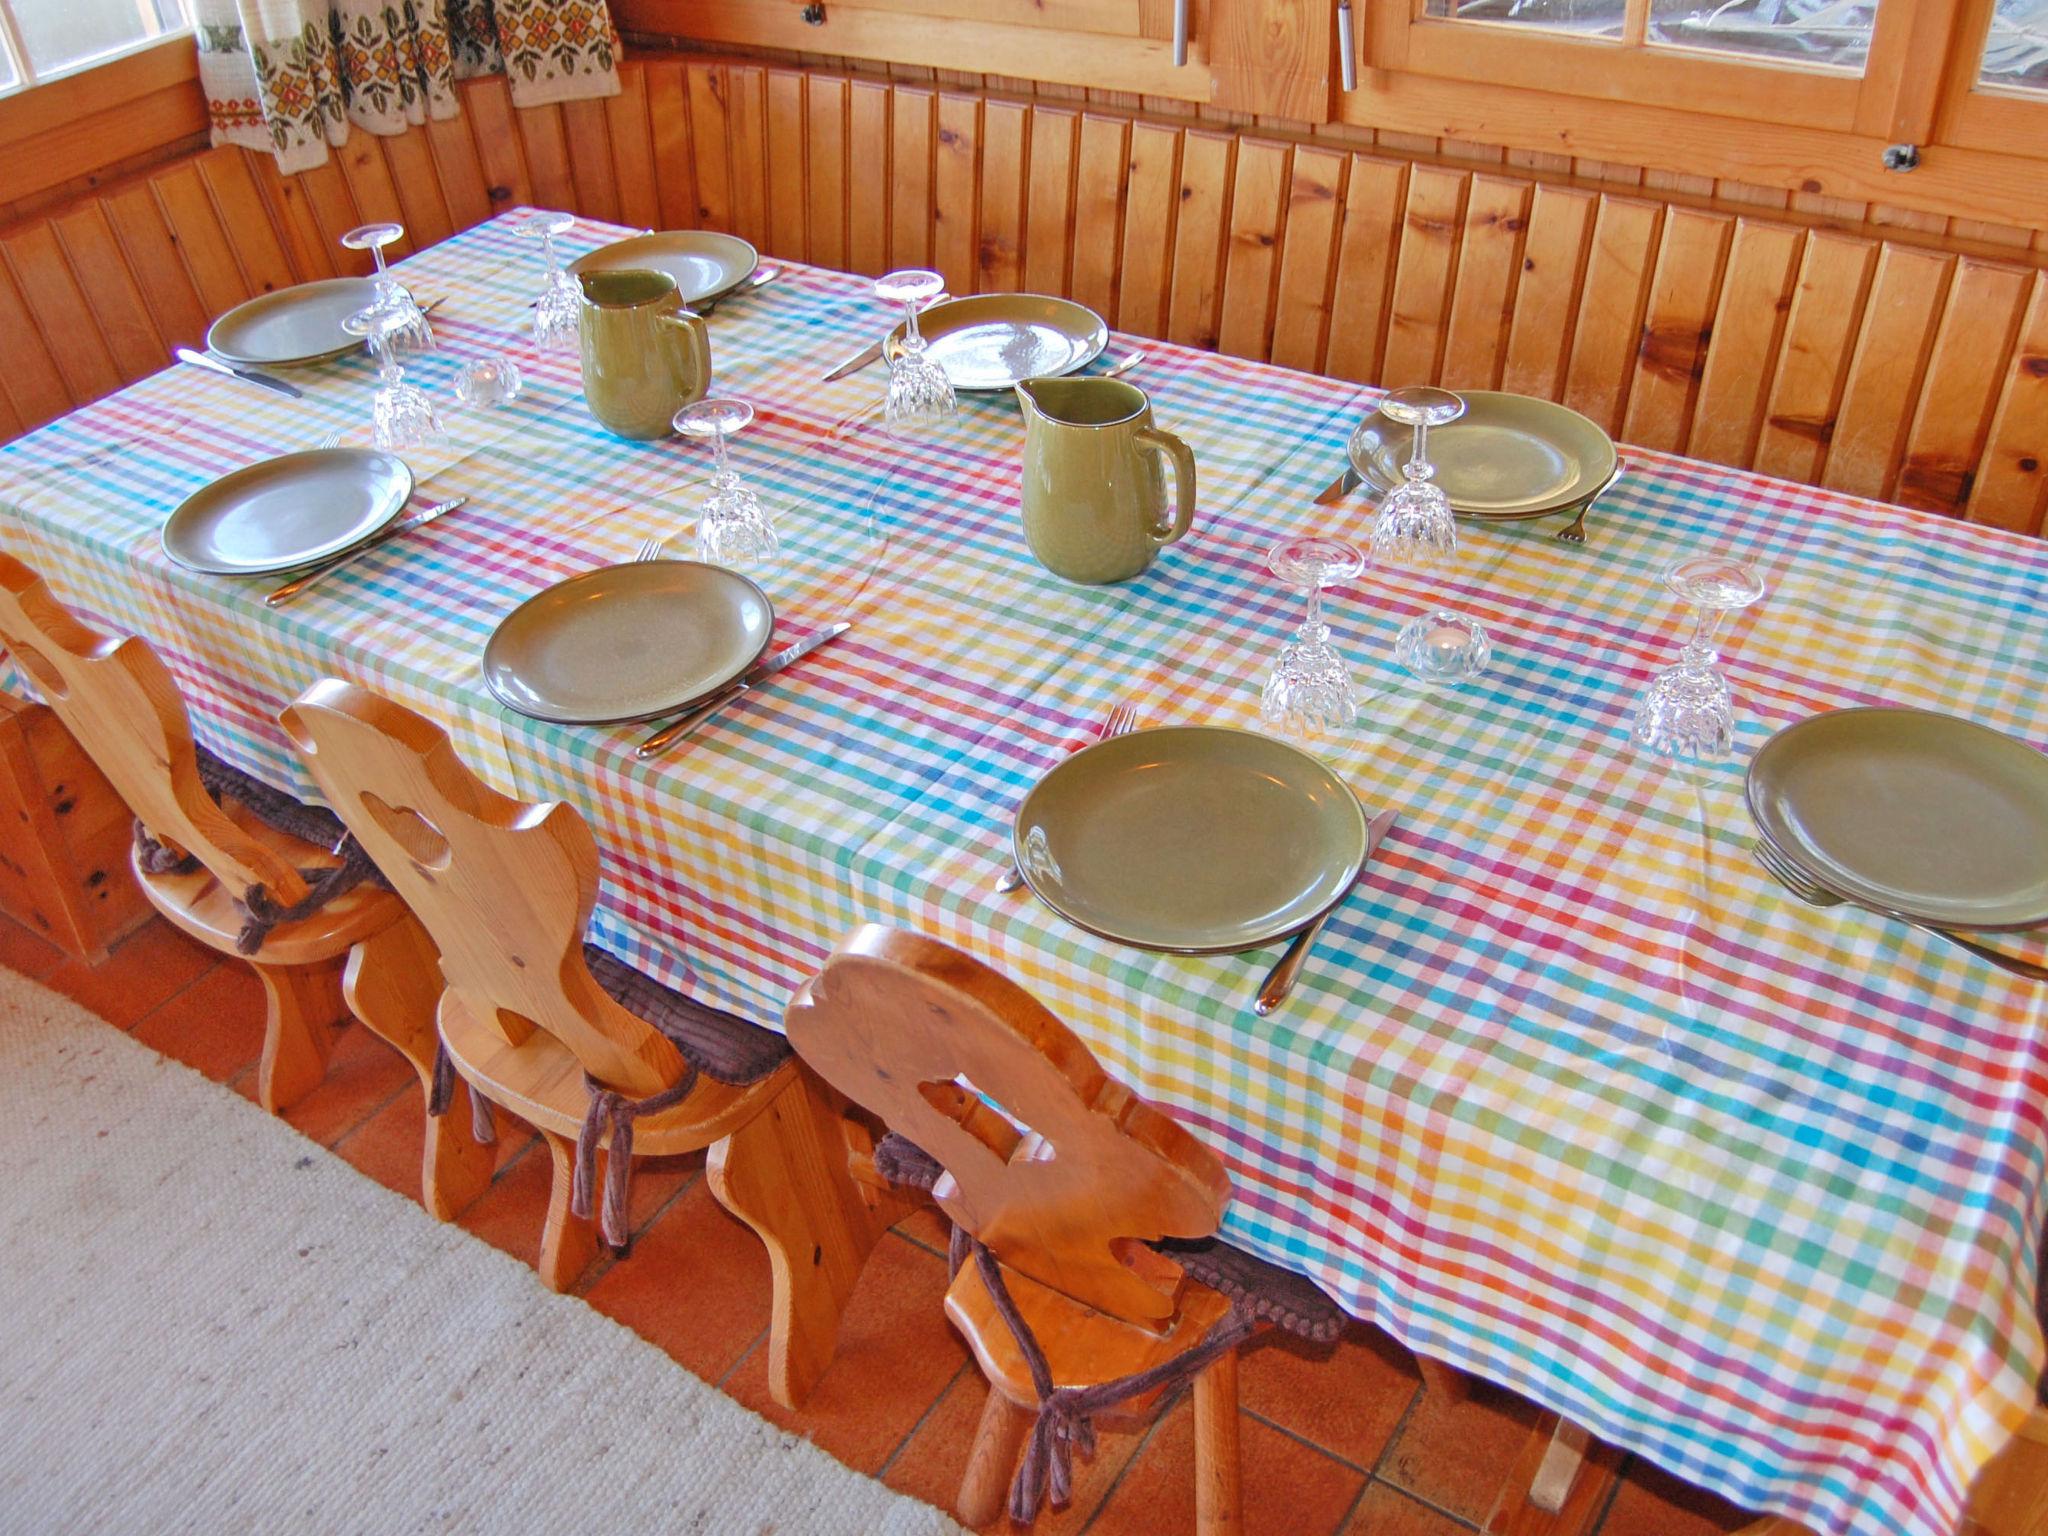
[
  {"x1": 131, "y1": 796, "x2": 402, "y2": 965},
  {"x1": 944, "y1": 1252, "x2": 1235, "y2": 1408},
  {"x1": 439, "y1": 989, "x2": 790, "y2": 1152}
]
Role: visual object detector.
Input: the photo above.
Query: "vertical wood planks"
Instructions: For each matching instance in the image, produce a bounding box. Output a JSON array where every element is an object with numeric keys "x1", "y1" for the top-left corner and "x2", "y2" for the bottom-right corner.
[
  {"x1": 1969, "y1": 275, "x2": 2048, "y2": 534},
  {"x1": 1115, "y1": 120, "x2": 1180, "y2": 340},
  {"x1": 1561, "y1": 196, "x2": 1661, "y2": 433},
  {"x1": 464, "y1": 77, "x2": 534, "y2": 214},
  {"x1": 2, "y1": 226, "x2": 121, "y2": 405},
  {"x1": 102, "y1": 181, "x2": 210, "y2": 352},
  {"x1": 1380, "y1": 166, "x2": 1466, "y2": 387},
  {"x1": 607, "y1": 70, "x2": 663, "y2": 232},
  {"x1": 1216, "y1": 138, "x2": 1289, "y2": 361},
  {"x1": 646, "y1": 64, "x2": 696, "y2": 231},
  {"x1": 1895, "y1": 259, "x2": 2031, "y2": 512},
  {"x1": 1440, "y1": 174, "x2": 1532, "y2": 392},
  {"x1": 763, "y1": 70, "x2": 808, "y2": 262},
  {"x1": 1690, "y1": 222, "x2": 1803, "y2": 471},
  {"x1": 1023, "y1": 107, "x2": 1078, "y2": 299},
  {"x1": 1069, "y1": 114, "x2": 1127, "y2": 324},
  {"x1": 1166, "y1": 130, "x2": 1233, "y2": 350},
  {"x1": 979, "y1": 99, "x2": 1029, "y2": 295},
  {"x1": 1622, "y1": 207, "x2": 1731, "y2": 453},
  {"x1": 196, "y1": 151, "x2": 296, "y2": 297},
  {"x1": 685, "y1": 64, "x2": 734, "y2": 231},
  {"x1": 804, "y1": 74, "x2": 848, "y2": 271},
  {"x1": 1323, "y1": 156, "x2": 1408, "y2": 385},
  {"x1": 49, "y1": 204, "x2": 163, "y2": 381},
  {"x1": 847, "y1": 80, "x2": 891, "y2": 276},
  {"x1": 1822, "y1": 244, "x2": 1951, "y2": 499},
  {"x1": 425, "y1": 114, "x2": 495, "y2": 229},
  {"x1": 724, "y1": 67, "x2": 769, "y2": 247},
  {"x1": 1499, "y1": 184, "x2": 1596, "y2": 402},
  {"x1": 932, "y1": 92, "x2": 980, "y2": 295},
  {"x1": 562, "y1": 100, "x2": 620, "y2": 226},
  {"x1": 890, "y1": 87, "x2": 935, "y2": 271},
  {"x1": 1755, "y1": 232, "x2": 1877, "y2": 485},
  {"x1": 150, "y1": 162, "x2": 250, "y2": 319},
  {"x1": 380, "y1": 126, "x2": 457, "y2": 247},
  {"x1": 0, "y1": 260, "x2": 71, "y2": 430},
  {"x1": 1267, "y1": 146, "x2": 1343, "y2": 373},
  {"x1": 512, "y1": 105, "x2": 577, "y2": 213}
]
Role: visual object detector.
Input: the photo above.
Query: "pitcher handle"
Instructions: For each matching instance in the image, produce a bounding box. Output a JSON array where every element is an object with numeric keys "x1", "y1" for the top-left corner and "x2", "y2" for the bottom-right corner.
[
  {"x1": 1134, "y1": 426, "x2": 1197, "y2": 548},
  {"x1": 658, "y1": 310, "x2": 711, "y2": 392}
]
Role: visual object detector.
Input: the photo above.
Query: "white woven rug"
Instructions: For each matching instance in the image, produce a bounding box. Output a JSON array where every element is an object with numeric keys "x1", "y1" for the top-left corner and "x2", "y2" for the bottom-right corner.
[{"x1": 0, "y1": 969, "x2": 960, "y2": 1535}]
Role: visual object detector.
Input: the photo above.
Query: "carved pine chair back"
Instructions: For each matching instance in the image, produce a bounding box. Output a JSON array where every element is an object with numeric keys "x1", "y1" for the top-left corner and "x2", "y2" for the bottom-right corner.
[{"x1": 282, "y1": 678, "x2": 684, "y2": 1098}]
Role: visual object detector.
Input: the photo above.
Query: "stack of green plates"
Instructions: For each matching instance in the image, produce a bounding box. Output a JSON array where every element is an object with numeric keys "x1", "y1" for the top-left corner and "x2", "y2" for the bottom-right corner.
[
  {"x1": 568, "y1": 232, "x2": 760, "y2": 307},
  {"x1": 1347, "y1": 391, "x2": 1618, "y2": 520},
  {"x1": 886, "y1": 295, "x2": 1108, "y2": 391}
]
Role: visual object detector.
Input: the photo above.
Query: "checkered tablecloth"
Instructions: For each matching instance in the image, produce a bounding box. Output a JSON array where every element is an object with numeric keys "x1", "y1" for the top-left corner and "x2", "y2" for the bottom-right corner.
[{"x1": 4, "y1": 211, "x2": 2044, "y2": 1536}]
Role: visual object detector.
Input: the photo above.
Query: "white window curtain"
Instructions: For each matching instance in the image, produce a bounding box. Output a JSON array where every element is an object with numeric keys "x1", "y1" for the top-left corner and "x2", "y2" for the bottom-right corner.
[{"x1": 195, "y1": 0, "x2": 621, "y2": 173}]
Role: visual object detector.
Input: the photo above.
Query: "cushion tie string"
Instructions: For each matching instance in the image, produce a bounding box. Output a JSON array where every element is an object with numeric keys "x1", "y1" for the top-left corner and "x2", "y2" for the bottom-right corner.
[
  {"x1": 970, "y1": 1237, "x2": 1256, "y2": 1523},
  {"x1": 570, "y1": 1065, "x2": 698, "y2": 1250}
]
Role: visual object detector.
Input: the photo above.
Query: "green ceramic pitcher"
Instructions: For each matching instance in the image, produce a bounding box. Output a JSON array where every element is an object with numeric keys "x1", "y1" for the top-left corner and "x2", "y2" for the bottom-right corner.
[
  {"x1": 1015, "y1": 376, "x2": 1197, "y2": 585},
  {"x1": 577, "y1": 268, "x2": 711, "y2": 440}
]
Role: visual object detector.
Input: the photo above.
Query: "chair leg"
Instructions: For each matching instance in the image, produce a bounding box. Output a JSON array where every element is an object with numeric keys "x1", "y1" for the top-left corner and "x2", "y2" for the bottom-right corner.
[
  {"x1": 342, "y1": 919, "x2": 493, "y2": 1221},
  {"x1": 957, "y1": 1386, "x2": 1035, "y2": 1528},
  {"x1": 707, "y1": 1065, "x2": 893, "y2": 1409},
  {"x1": 537, "y1": 1127, "x2": 599, "y2": 1292},
  {"x1": 1193, "y1": 1347, "x2": 1243, "y2": 1536},
  {"x1": 251, "y1": 955, "x2": 345, "y2": 1112}
]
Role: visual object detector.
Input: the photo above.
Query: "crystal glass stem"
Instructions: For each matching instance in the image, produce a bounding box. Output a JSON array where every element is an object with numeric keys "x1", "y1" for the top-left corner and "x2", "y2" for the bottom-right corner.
[
  {"x1": 1301, "y1": 583, "x2": 1326, "y2": 639},
  {"x1": 1405, "y1": 422, "x2": 1430, "y2": 480},
  {"x1": 1683, "y1": 606, "x2": 1726, "y2": 664},
  {"x1": 901, "y1": 297, "x2": 926, "y2": 356}
]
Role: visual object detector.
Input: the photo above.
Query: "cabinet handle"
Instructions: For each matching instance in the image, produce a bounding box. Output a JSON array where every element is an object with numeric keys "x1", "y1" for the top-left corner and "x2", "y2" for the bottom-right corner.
[
  {"x1": 1174, "y1": 0, "x2": 1189, "y2": 65},
  {"x1": 1338, "y1": 0, "x2": 1357, "y2": 90}
]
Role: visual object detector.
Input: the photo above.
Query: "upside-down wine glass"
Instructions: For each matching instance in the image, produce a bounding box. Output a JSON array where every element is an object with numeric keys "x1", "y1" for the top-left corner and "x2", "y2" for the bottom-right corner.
[
  {"x1": 874, "y1": 269, "x2": 955, "y2": 439},
  {"x1": 340, "y1": 222, "x2": 433, "y2": 354},
  {"x1": 343, "y1": 302, "x2": 443, "y2": 451},
  {"x1": 1261, "y1": 535, "x2": 1366, "y2": 739},
  {"x1": 516, "y1": 211, "x2": 584, "y2": 353},
  {"x1": 675, "y1": 398, "x2": 778, "y2": 568},
  {"x1": 1369, "y1": 386, "x2": 1491, "y2": 685},
  {"x1": 1631, "y1": 555, "x2": 1766, "y2": 760}
]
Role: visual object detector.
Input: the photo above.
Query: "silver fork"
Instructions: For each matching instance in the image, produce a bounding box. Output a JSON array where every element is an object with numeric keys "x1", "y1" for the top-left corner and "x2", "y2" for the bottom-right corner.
[
  {"x1": 994, "y1": 700, "x2": 1140, "y2": 894},
  {"x1": 1554, "y1": 460, "x2": 1624, "y2": 545},
  {"x1": 634, "y1": 536, "x2": 669, "y2": 562},
  {"x1": 1753, "y1": 837, "x2": 2048, "y2": 982}
]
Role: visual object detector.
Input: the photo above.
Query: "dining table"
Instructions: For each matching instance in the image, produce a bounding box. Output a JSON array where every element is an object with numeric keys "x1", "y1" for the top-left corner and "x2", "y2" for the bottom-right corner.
[{"x1": 2, "y1": 208, "x2": 2044, "y2": 1536}]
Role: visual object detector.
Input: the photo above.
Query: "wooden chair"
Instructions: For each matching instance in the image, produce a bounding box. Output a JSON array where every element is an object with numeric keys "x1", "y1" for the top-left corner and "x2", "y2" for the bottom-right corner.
[
  {"x1": 280, "y1": 677, "x2": 897, "y2": 1406},
  {"x1": 0, "y1": 557, "x2": 486, "y2": 1216},
  {"x1": 785, "y1": 925, "x2": 1344, "y2": 1532}
]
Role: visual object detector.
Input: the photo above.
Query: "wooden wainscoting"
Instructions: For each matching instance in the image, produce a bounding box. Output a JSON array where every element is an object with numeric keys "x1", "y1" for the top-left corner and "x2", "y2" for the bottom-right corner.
[{"x1": 1, "y1": 53, "x2": 2044, "y2": 534}]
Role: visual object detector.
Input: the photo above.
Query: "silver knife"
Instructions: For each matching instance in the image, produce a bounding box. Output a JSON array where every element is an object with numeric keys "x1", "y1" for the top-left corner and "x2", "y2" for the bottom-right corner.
[
  {"x1": 820, "y1": 293, "x2": 950, "y2": 382},
  {"x1": 263, "y1": 496, "x2": 469, "y2": 608},
  {"x1": 176, "y1": 347, "x2": 303, "y2": 400},
  {"x1": 1254, "y1": 808, "x2": 1397, "y2": 1016},
  {"x1": 637, "y1": 621, "x2": 852, "y2": 759},
  {"x1": 1313, "y1": 465, "x2": 1363, "y2": 507}
]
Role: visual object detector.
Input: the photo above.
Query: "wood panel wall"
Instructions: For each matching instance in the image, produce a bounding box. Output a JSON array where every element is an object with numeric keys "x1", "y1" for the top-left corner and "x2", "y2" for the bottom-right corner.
[{"x1": 2, "y1": 53, "x2": 2045, "y2": 536}]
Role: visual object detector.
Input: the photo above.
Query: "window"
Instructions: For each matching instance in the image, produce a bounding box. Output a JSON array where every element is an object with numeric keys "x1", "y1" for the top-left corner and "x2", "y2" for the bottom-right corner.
[
  {"x1": 1979, "y1": 0, "x2": 2048, "y2": 89},
  {"x1": 1423, "y1": 0, "x2": 1875, "y2": 63},
  {"x1": 0, "y1": 0, "x2": 189, "y2": 90}
]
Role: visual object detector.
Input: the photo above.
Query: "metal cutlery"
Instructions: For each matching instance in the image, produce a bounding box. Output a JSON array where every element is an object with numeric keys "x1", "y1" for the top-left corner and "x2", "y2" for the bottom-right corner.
[
  {"x1": 1753, "y1": 837, "x2": 2048, "y2": 982},
  {"x1": 1096, "y1": 351, "x2": 1146, "y2": 379},
  {"x1": 1255, "y1": 808, "x2": 1398, "y2": 1015},
  {"x1": 1313, "y1": 465, "x2": 1362, "y2": 506},
  {"x1": 633, "y1": 535, "x2": 672, "y2": 562},
  {"x1": 263, "y1": 496, "x2": 469, "y2": 608},
  {"x1": 636, "y1": 621, "x2": 852, "y2": 759},
  {"x1": 994, "y1": 699, "x2": 1140, "y2": 894},
  {"x1": 1554, "y1": 459, "x2": 1623, "y2": 544},
  {"x1": 696, "y1": 267, "x2": 781, "y2": 314},
  {"x1": 821, "y1": 293, "x2": 952, "y2": 381},
  {"x1": 175, "y1": 348, "x2": 303, "y2": 400}
]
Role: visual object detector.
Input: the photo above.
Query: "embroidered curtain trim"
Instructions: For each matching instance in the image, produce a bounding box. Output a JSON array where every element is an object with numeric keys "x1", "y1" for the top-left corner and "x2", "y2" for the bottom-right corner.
[{"x1": 196, "y1": 0, "x2": 619, "y2": 173}]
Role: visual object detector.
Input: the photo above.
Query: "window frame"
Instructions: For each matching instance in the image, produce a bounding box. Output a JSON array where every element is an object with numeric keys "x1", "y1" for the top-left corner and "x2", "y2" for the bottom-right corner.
[{"x1": 0, "y1": 0, "x2": 192, "y2": 95}]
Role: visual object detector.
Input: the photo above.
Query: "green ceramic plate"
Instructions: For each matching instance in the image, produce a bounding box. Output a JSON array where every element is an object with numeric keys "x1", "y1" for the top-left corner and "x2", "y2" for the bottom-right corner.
[
  {"x1": 1346, "y1": 392, "x2": 1618, "y2": 519},
  {"x1": 160, "y1": 448, "x2": 413, "y2": 576},
  {"x1": 887, "y1": 294, "x2": 1108, "y2": 392},
  {"x1": 206, "y1": 277, "x2": 379, "y2": 367},
  {"x1": 1747, "y1": 707, "x2": 2048, "y2": 931},
  {"x1": 1014, "y1": 726, "x2": 1370, "y2": 954},
  {"x1": 568, "y1": 232, "x2": 760, "y2": 306},
  {"x1": 482, "y1": 559, "x2": 773, "y2": 726}
]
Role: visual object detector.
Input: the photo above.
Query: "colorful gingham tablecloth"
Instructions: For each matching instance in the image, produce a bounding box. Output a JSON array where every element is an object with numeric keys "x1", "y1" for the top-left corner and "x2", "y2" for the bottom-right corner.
[{"x1": 3, "y1": 212, "x2": 2044, "y2": 1536}]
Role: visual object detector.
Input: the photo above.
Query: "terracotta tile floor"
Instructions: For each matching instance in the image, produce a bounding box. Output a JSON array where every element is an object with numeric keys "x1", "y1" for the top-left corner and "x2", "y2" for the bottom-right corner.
[{"x1": 15, "y1": 914, "x2": 1769, "y2": 1536}]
